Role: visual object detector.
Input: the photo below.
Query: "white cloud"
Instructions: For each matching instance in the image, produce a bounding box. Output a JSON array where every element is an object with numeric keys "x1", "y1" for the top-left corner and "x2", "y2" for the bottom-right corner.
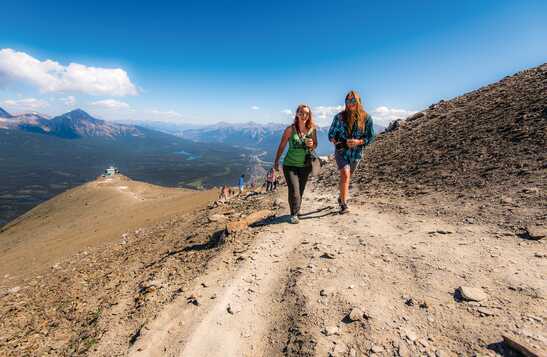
[
  {"x1": 251, "y1": 106, "x2": 260, "y2": 110},
  {"x1": 371, "y1": 106, "x2": 417, "y2": 127},
  {"x1": 91, "y1": 99, "x2": 130, "y2": 110},
  {"x1": 313, "y1": 105, "x2": 344, "y2": 126},
  {"x1": 0, "y1": 48, "x2": 138, "y2": 96},
  {"x1": 2, "y1": 98, "x2": 49, "y2": 110},
  {"x1": 60, "y1": 95, "x2": 76, "y2": 106},
  {"x1": 148, "y1": 109, "x2": 185, "y2": 121},
  {"x1": 281, "y1": 109, "x2": 293, "y2": 116}
]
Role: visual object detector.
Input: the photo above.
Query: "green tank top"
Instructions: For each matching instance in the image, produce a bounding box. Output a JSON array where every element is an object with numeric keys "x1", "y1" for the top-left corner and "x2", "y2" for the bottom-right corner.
[{"x1": 283, "y1": 126, "x2": 313, "y2": 167}]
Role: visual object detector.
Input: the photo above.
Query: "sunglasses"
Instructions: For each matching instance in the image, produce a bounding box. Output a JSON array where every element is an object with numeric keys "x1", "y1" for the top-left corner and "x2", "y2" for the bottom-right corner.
[
  {"x1": 297, "y1": 110, "x2": 309, "y2": 116},
  {"x1": 346, "y1": 98, "x2": 358, "y2": 105}
]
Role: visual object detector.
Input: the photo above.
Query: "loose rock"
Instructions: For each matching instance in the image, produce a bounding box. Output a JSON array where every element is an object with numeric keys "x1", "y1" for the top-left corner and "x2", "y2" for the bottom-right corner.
[
  {"x1": 456, "y1": 286, "x2": 488, "y2": 302},
  {"x1": 227, "y1": 303, "x2": 241, "y2": 314},
  {"x1": 525, "y1": 225, "x2": 546, "y2": 240},
  {"x1": 347, "y1": 307, "x2": 364, "y2": 322},
  {"x1": 322, "y1": 326, "x2": 340, "y2": 336},
  {"x1": 320, "y1": 252, "x2": 336, "y2": 259}
]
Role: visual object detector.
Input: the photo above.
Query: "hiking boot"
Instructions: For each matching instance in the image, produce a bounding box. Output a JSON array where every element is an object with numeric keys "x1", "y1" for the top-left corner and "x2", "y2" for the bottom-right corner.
[
  {"x1": 339, "y1": 203, "x2": 349, "y2": 214},
  {"x1": 289, "y1": 215, "x2": 300, "y2": 224}
]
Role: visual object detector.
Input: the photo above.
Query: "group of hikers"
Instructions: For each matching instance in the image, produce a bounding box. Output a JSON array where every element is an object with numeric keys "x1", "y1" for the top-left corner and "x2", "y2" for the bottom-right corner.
[
  {"x1": 273, "y1": 90, "x2": 375, "y2": 224},
  {"x1": 236, "y1": 170, "x2": 278, "y2": 194},
  {"x1": 222, "y1": 90, "x2": 375, "y2": 224}
]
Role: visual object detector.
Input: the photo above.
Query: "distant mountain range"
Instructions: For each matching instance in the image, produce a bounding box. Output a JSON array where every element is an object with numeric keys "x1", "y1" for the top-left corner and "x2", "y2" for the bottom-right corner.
[
  {"x1": 0, "y1": 107, "x2": 252, "y2": 226},
  {"x1": 144, "y1": 120, "x2": 386, "y2": 158},
  {"x1": 0, "y1": 108, "x2": 142, "y2": 138}
]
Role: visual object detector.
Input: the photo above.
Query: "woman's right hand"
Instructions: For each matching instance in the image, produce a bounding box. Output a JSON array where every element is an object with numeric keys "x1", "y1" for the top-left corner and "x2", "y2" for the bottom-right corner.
[{"x1": 274, "y1": 160, "x2": 280, "y2": 172}]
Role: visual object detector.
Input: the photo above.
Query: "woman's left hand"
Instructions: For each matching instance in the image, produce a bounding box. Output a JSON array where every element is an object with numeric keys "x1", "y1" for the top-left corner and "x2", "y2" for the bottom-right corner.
[{"x1": 305, "y1": 138, "x2": 314, "y2": 148}]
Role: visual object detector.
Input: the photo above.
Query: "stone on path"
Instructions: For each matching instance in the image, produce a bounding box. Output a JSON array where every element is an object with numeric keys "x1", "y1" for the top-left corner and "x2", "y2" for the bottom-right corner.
[
  {"x1": 322, "y1": 326, "x2": 340, "y2": 336},
  {"x1": 226, "y1": 210, "x2": 274, "y2": 234},
  {"x1": 402, "y1": 328, "x2": 417, "y2": 342},
  {"x1": 347, "y1": 307, "x2": 364, "y2": 322},
  {"x1": 397, "y1": 343, "x2": 411, "y2": 357},
  {"x1": 525, "y1": 225, "x2": 546, "y2": 240},
  {"x1": 457, "y1": 286, "x2": 488, "y2": 302},
  {"x1": 320, "y1": 252, "x2": 336, "y2": 259},
  {"x1": 208, "y1": 214, "x2": 228, "y2": 223},
  {"x1": 227, "y1": 303, "x2": 241, "y2": 314},
  {"x1": 371, "y1": 345, "x2": 384, "y2": 353},
  {"x1": 477, "y1": 307, "x2": 496, "y2": 316}
]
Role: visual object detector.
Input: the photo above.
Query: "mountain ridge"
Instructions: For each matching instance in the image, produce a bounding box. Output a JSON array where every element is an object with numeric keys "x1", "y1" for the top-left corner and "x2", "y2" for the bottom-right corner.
[
  {"x1": 0, "y1": 108, "x2": 144, "y2": 139},
  {"x1": 0, "y1": 107, "x2": 13, "y2": 118}
]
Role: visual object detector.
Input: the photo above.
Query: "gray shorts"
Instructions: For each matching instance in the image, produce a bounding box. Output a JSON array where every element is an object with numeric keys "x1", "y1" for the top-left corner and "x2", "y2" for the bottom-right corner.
[{"x1": 334, "y1": 150, "x2": 360, "y2": 173}]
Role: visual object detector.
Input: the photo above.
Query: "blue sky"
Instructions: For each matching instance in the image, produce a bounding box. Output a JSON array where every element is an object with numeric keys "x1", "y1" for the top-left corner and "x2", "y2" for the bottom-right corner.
[{"x1": 1, "y1": 0, "x2": 546, "y2": 126}]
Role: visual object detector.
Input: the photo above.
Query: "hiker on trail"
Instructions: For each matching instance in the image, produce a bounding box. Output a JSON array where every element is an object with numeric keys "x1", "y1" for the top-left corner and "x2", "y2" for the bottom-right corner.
[
  {"x1": 266, "y1": 168, "x2": 276, "y2": 192},
  {"x1": 328, "y1": 90, "x2": 375, "y2": 214},
  {"x1": 218, "y1": 185, "x2": 230, "y2": 202},
  {"x1": 274, "y1": 104, "x2": 317, "y2": 224},
  {"x1": 238, "y1": 174, "x2": 245, "y2": 194},
  {"x1": 272, "y1": 171, "x2": 278, "y2": 191}
]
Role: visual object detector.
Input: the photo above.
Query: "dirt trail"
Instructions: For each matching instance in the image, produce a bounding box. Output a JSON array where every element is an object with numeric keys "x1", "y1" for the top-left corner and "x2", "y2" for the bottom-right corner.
[{"x1": 123, "y1": 183, "x2": 547, "y2": 356}]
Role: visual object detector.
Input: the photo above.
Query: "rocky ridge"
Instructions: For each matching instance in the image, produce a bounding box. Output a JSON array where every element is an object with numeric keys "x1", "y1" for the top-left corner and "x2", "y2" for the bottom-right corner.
[{"x1": 319, "y1": 63, "x2": 546, "y2": 232}]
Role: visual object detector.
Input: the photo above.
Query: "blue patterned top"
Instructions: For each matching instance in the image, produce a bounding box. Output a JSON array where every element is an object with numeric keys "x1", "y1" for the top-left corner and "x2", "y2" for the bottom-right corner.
[{"x1": 327, "y1": 112, "x2": 376, "y2": 162}]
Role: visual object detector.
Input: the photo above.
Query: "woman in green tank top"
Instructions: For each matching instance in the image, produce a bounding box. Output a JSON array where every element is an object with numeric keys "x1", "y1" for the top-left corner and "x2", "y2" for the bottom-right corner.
[{"x1": 274, "y1": 104, "x2": 317, "y2": 224}]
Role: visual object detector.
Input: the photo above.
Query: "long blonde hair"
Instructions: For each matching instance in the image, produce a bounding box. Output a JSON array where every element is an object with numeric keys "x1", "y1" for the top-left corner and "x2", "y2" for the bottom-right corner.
[
  {"x1": 343, "y1": 90, "x2": 367, "y2": 135},
  {"x1": 293, "y1": 104, "x2": 315, "y2": 135}
]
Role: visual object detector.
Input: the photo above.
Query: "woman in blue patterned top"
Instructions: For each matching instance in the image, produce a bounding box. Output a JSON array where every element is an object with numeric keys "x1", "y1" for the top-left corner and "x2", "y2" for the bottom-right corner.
[{"x1": 328, "y1": 90, "x2": 375, "y2": 214}]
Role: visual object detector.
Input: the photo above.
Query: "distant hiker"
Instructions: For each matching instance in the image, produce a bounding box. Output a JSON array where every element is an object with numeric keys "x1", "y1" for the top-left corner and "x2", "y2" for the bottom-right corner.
[
  {"x1": 218, "y1": 185, "x2": 230, "y2": 202},
  {"x1": 272, "y1": 171, "x2": 278, "y2": 191},
  {"x1": 328, "y1": 90, "x2": 375, "y2": 214},
  {"x1": 239, "y1": 174, "x2": 245, "y2": 193},
  {"x1": 274, "y1": 104, "x2": 317, "y2": 224},
  {"x1": 266, "y1": 168, "x2": 276, "y2": 192}
]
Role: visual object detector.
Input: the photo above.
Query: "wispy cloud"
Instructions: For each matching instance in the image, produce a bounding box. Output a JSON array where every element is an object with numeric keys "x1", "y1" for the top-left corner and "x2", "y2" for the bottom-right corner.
[
  {"x1": 148, "y1": 109, "x2": 185, "y2": 121},
  {"x1": 371, "y1": 106, "x2": 417, "y2": 126},
  {"x1": 91, "y1": 99, "x2": 130, "y2": 109},
  {"x1": 2, "y1": 98, "x2": 49, "y2": 110},
  {"x1": 0, "y1": 48, "x2": 138, "y2": 96},
  {"x1": 60, "y1": 95, "x2": 76, "y2": 106},
  {"x1": 312, "y1": 105, "x2": 344, "y2": 126},
  {"x1": 251, "y1": 105, "x2": 260, "y2": 110},
  {"x1": 281, "y1": 109, "x2": 293, "y2": 116}
]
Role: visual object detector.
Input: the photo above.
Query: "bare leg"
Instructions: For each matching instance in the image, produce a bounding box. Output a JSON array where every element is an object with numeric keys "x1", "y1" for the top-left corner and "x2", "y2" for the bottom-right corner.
[{"x1": 339, "y1": 166, "x2": 351, "y2": 204}]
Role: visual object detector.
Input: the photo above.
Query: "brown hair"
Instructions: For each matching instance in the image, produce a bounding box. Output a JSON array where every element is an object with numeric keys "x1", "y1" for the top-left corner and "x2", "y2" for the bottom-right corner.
[
  {"x1": 293, "y1": 104, "x2": 315, "y2": 134},
  {"x1": 343, "y1": 90, "x2": 367, "y2": 135}
]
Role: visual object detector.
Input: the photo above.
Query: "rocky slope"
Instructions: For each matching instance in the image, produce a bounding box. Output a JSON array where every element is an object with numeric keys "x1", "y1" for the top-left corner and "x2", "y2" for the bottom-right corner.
[
  {"x1": 0, "y1": 181, "x2": 276, "y2": 356},
  {"x1": 320, "y1": 63, "x2": 546, "y2": 232}
]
